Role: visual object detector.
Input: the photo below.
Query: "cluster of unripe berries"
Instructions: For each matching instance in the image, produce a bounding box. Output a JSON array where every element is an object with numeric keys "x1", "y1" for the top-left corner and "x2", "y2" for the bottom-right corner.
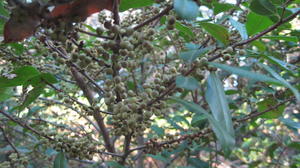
[
  {"x1": 40, "y1": 133, "x2": 99, "y2": 160},
  {"x1": 0, "y1": 153, "x2": 29, "y2": 168}
]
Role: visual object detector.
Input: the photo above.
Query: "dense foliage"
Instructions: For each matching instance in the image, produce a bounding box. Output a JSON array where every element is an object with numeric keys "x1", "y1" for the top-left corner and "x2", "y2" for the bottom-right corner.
[{"x1": 0, "y1": 0, "x2": 299, "y2": 167}]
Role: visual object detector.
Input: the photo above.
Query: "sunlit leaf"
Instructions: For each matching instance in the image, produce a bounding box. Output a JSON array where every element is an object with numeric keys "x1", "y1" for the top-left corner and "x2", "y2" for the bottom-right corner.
[
  {"x1": 0, "y1": 66, "x2": 40, "y2": 88},
  {"x1": 246, "y1": 12, "x2": 273, "y2": 36},
  {"x1": 120, "y1": 0, "x2": 154, "y2": 11},
  {"x1": 199, "y1": 22, "x2": 230, "y2": 45}
]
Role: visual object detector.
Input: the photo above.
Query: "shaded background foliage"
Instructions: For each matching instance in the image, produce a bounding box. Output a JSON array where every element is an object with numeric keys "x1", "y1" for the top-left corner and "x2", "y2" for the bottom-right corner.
[{"x1": 0, "y1": 0, "x2": 299, "y2": 168}]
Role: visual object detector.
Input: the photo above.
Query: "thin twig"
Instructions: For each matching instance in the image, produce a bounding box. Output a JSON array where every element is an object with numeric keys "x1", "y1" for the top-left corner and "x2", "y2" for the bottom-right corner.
[
  {"x1": 0, "y1": 125, "x2": 20, "y2": 155},
  {"x1": 133, "y1": 5, "x2": 173, "y2": 30},
  {"x1": 0, "y1": 110, "x2": 54, "y2": 141}
]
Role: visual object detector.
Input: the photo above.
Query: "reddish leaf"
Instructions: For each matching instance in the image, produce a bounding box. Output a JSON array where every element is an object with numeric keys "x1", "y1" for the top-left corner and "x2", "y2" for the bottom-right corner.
[
  {"x1": 4, "y1": 4, "x2": 41, "y2": 43},
  {"x1": 50, "y1": 0, "x2": 114, "y2": 20},
  {"x1": 3, "y1": 0, "x2": 116, "y2": 43}
]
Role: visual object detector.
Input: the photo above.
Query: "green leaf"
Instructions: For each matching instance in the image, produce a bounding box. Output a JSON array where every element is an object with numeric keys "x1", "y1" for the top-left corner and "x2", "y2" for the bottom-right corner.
[
  {"x1": 0, "y1": 66, "x2": 40, "y2": 88},
  {"x1": 161, "y1": 17, "x2": 195, "y2": 40},
  {"x1": 249, "y1": 0, "x2": 277, "y2": 16},
  {"x1": 0, "y1": 87, "x2": 13, "y2": 101},
  {"x1": 172, "y1": 98, "x2": 235, "y2": 152},
  {"x1": 26, "y1": 106, "x2": 44, "y2": 118},
  {"x1": 191, "y1": 113, "x2": 207, "y2": 128},
  {"x1": 188, "y1": 158, "x2": 209, "y2": 168},
  {"x1": 106, "y1": 161, "x2": 126, "y2": 168},
  {"x1": 120, "y1": 0, "x2": 155, "y2": 12},
  {"x1": 17, "y1": 84, "x2": 46, "y2": 111},
  {"x1": 257, "y1": 98, "x2": 285, "y2": 119},
  {"x1": 205, "y1": 73, "x2": 235, "y2": 138},
  {"x1": 229, "y1": 18, "x2": 248, "y2": 40},
  {"x1": 213, "y1": 2, "x2": 236, "y2": 15},
  {"x1": 250, "y1": 40, "x2": 266, "y2": 51},
  {"x1": 258, "y1": 63, "x2": 300, "y2": 102},
  {"x1": 147, "y1": 154, "x2": 169, "y2": 163},
  {"x1": 24, "y1": 73, "x2": 58, "y2": 87},
  {"x1": 280, "y1": 118, "x2": 300, "y2": 130},
  {"x1": 209, "y1": 62, "x2": 281, "y2": 85},
  {"x1": 53, "y1": 152, "x2": 68, "y2": 168},
  {"x1": 262, "y1": 36, "x2": 298, "y2": 42},
  {"x1": 174, "y1": 0, "x2": 199, "y2": 20},
  {"x1": 246, "y1": 12, "x2": 273, "y2": 36},
  {"x1": 175, "y1": 21, "x2": 195, "y2": 40},
  {"x1": 179, "y1": 46, "x2": 211, "y2": 63},
  {"x1": 175, "y1": 75, "x2": 200, "y2": 91},
  {"x1": 264, "y1": 56, "x2": 297, "y2": 75},
  {"x1": 288, "y1": 142, "x2": 300, "y2": 151},
  {"x1": 151, "y1": 125, "x2": 165, "y2": 137},
  {"x1": 199, "y1": 22, "x2": 230, "y2": 45}
]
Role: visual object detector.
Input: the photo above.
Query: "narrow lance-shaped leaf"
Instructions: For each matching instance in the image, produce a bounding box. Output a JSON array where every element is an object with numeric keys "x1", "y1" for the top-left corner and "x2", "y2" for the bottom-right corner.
[
  {"x1": 205, "y1": 73, "x2": 235, "y2": 137},
  {"x1": 180, "y1": 46, "x2": 212, "y2": 63},
  {"x1": 53, "y1": 152, "x2": 68, "y2": 168},
  {"x1": 258, "y1": 63, "x2": 300, "y2": 102},
  {"x1": 209, "y1": 62, "x2": 281, "y2": 85},
  {"x1": 17, "y1": 84, "x2": 46, "y2": 111},
  {"x1": 229, "y1": 17, "x2": 248, "y2": 40},
  {"x1": 172, "y1": 98, "x2": 235, "y2": 152}
]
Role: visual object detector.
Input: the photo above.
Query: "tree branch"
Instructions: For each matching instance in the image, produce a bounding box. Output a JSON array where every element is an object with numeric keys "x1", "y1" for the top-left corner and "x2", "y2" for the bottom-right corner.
[
  {"x1": 0, "y1": 125, "x2": 20, "y2": 156},
  {"x1": 0, "y1": 110, "x2": 54, "y2": 141}
]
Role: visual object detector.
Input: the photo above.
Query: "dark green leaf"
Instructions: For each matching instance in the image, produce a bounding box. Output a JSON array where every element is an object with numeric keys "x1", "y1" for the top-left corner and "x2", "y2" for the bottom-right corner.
[
  {"x1": 213, "y1": 2, "x2": 236, "y2": 15},
  {"x1": 175, "y1": 21, "x2": 195, "y2": 41},
  {"x1": 209, "y1": 62, "x2": 281, "y2": 85},
  {"x1": 250, "y1": 0, "x2": 277, "y2": 15},
  {"x1": 191, "y1": 113, "x2": 207, "y2": 128},
  {"x1": 174, "y1": 0, "x2": 199, "y2": 20},
  {"x1": 0, "y1": 66, "x2": 40, "y2": 88},
  {"x1": 53, "y1": 152, "x2": 68, "y2": 168},
  {"x1": 175, "y1": 75, "x2": 200, "y2": 91},
  {"x1": 120, "y1": 0, "x2": 155, "y2": 12},
  {"x1": 18, "y1": 84, "x2": 46, "y2": 111},
  {"x1": 288, "y1": 142, "x2": 300, "y2": 151},
  {"x1": 246, "y1": 12, "x2": 273, "y2": 36},
  {"x1": 199, "y1": 22, "x2": 230, "y2": 45},
  {"x1": 0, "y1": 87, "x2": 13, "y2": 101},
  {"x1": 188, "y1": 158, "x2": 209, "y2": 168}
]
